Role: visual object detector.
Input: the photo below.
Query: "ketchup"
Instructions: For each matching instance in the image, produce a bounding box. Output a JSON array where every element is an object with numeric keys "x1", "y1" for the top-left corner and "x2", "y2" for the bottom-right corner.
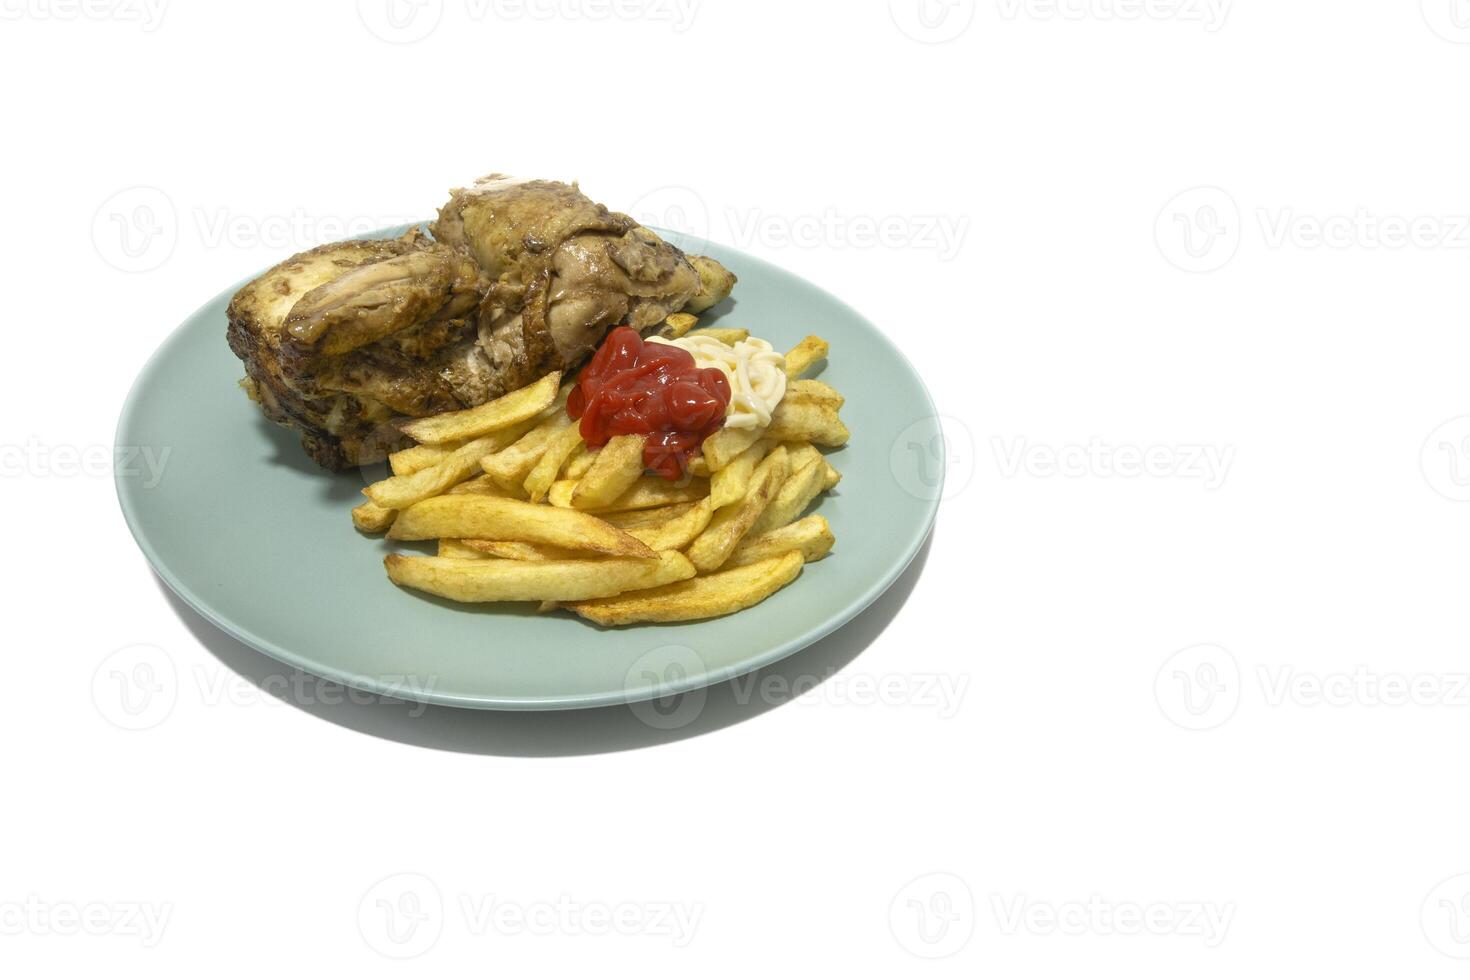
[{"x1": 567, "y1": 326, "x2": 732, "y2": 479}]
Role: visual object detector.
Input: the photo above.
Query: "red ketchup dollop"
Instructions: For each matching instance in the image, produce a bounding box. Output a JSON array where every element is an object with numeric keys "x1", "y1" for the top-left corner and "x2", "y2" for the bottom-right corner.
[{"x1": 567, "y1": 326, "x2": 732, "y2": 480}]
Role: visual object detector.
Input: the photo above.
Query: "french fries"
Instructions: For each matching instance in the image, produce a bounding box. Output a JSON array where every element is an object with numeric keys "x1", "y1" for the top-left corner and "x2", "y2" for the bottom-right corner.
[
  {"x1": 570, "y1": 434, "x2": 646, "y2": 510},
  {"x1": 783, "y1": 335, "x2": 829, "y2": 378},
  {"x1": 728, "y1": 515, "x2": 835, "y2": 568},
  {"x1": 566, "y1": 551, "x2": 803, "y2": 625},
  {"x1": 358, "y1": 325, "x2": 846, "y2": 623},
  {"x1": 686, "y1": 446, "x2": 789, "y2": 572},
  {"x1": 386, "y1": 551, "x2": 694, "y2": 604},
  {"x1": 398, "y1": 371, "x2": 561, "y2": 445},
  {"x1": 388, "y1": 495, "x2": 656, "y2": 559}
]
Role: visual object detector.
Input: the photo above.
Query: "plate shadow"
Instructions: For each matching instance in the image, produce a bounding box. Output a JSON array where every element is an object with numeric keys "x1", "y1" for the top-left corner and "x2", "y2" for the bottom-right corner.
[{"x1": 153, "y1": 532, "x2": 933, "y2": 757}]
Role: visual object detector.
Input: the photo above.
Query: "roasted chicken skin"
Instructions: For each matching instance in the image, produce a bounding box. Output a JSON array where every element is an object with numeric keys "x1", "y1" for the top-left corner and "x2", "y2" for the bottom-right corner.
[{"x1": 226, "y1": 177, "x2": 736, "y2": 470}]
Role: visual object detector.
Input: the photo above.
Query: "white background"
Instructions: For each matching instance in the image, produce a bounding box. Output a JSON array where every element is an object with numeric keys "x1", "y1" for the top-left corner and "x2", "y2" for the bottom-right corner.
[{"x1": 4, "y1": 0, "x2": 1470, "y2": 974}]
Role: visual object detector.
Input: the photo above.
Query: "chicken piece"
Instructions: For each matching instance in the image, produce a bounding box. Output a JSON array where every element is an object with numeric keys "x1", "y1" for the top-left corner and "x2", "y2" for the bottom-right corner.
[{"x1": 432, "y1": 175, "x2": 736, "y2": 395}]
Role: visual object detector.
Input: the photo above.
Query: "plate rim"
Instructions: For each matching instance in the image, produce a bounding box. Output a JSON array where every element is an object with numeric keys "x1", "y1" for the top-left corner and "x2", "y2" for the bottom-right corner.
[{"x1": 114, "y1": 229, "x2": 943, "y2": 710}]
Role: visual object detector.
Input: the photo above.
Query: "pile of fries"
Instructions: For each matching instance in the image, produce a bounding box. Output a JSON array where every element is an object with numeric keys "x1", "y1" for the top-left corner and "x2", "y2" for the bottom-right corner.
[{"x1": 352, "y1": 315, "x2": 849, "y2": 625}]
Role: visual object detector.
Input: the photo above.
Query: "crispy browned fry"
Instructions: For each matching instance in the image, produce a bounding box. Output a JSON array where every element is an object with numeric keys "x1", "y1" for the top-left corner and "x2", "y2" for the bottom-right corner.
[
  {"x1": 728, "y1": 516, "x2": 834, "y2": 567},
  {"x1": 710, "y1": 438, "x2": 772, "y2": 509},
  {"x1": 390, "y1": 441, "x2": 461, "y2": 477},
  {"x1": 566, "y1": 551, "x2": 803, "y2": 625},
  {"x1": 438, "y1": 539, "x2": 491, "y2": 559},
  {"x1": 364, "y1": 419, "x2": 535, "y2": 510},
  {"x1": 783, "y1": 335, "x2": 829, "y2": 378},
  {"x1": 702, "y1": 425, "x2": 766, "y2": 471},
  {"x1": 385, "y1": 550, "x2": 694, "y2": 604},
  {"x1": 599, "y1": 501, "x2": 701, "y2": 528},
  {"x1": 481, "y1": 413, "x2": 568, "y2": 490},
  {"x1": 686, "y1": 446, "x2": 789, "y2": 572},
  {"x1": 460, "y1": 539, "x2": 584, "y2": 561},
  {"x1": 388, "y1": 495, "x2": 656, "y2": 559},
  {"x1": 766, "y1": 400, "x2": 849, "y2": 447},
  {"x1": 626, "y1": 497, "x2": 714, "y2": 551},
  {"x1": 549, "y1": 476, "x2": 709, "y2": 512},
  {"x1": 352, "y1": 500, "x2": 397, "y2": 534},
  {"x1": 785, "y1": 379, "x2": 844, "y2": 409},
  {"x1": 661, "y1": 312, "x2": 698, "y2": 338},
  {"x1": 686, "y1": 327, "x2": 748, "y2": 345},
  {"x1": 749, "y1": 457, "x2": 828, "y2": 537},
  {"x1": 571, "y1": 434, "x2": 647, "y2": 510},
  {"x1": 398, "y1": 371, "x2": 561, "y2": 445},
  {"x1": 523, "y1": 419, "x2": 583, "y2": 503},
  {"x1": 562, "y1": 444, "x2": 597, "y2": 480}
]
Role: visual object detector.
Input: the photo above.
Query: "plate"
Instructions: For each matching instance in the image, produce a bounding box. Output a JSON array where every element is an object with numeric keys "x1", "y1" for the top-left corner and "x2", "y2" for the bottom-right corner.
[{"x1": 115, "y1": 226, "x2": 943, "y2": 709}]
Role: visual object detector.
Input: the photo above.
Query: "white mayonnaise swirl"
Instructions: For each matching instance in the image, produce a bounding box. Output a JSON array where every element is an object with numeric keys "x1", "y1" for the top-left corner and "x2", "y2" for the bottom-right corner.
[{"x1": 646, "y1": 334, "x2": 787, "y2": 429}]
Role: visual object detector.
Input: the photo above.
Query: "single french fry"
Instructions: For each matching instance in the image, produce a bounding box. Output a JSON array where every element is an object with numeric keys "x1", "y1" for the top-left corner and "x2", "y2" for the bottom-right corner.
[
  {"x1": 364, "y1": 420, "x2": 534, "y2": 511},
  {"x1": 686, "y1": 447, "x2": 789, "y2": 572},
  {"x1": 438, "y1": 539, "x2": 492, "y2": 559},
  {"x1": 783, "y1": 335, "x2": 829, "y2": 378},
  {"x1": 562, "y1": 444, "x2": 597, "y2": 480},
  {"x1": 822, "y1": 461, "x2": 841, "y2": 490},
  {"x1": 352, "y1": 500, "x2": 397, "y2": 534},
  {"x1": 398, "y1": 371, "x2": 561, "y2": 445},
  {"x1": 523, "y1": 419, "x2": 583, "y2": 502},
  {"x1": 686, "y1": 327, "x2": 748, "y2": 346},
  {"x1": 566, "y1": 551, "x2": 803, "y2": 625},
  {"x1": 728, "y1": 516, "x2": 834, "y2": 568},
  {"x1": 385, "y1": 550, "x2": 695, "y2": 604},
  {"x1": 749, "y1": 457, "x2": 828, "y2": 538},
  {"x1": 709, "y1": 438, "x2": 772, "y2": 509},
  {"x1": 780, "y1": 441, "x2": 823, "y2": 476},
  {"x1": 460, "y1": 539, "x2": 585, "y2": 561},
  {"x1": 571, "y1": 435, "x2": 647, "y2": 510},
  {"x1": 626, "y1": 497, "x2": 715, "y2": 552},
  {"x1": 481, "y1": 413, "x2": 568, "y2": 490},
  {"x1": 702, "y1": 425, "x2": 766, "y2": 471},
  {"x1": 600, "y1": 501, "x2": 701, "y2": 528},
  {"x1": 785, "y1": 379, "x2": 844, "y2": 410},
  {"x1": 388, "y1": 495, "x2": 656, "y2": 559},
  {"x1": 662, "y1": 312, "x2": 698, "y2": 338},
  {"x1": 550, "y1": 476, "x2": 709, "y2": 512},
  {"x1": 766, "y1": 400, "x2": 849, "y2": 447},
  {"x1": 390, "y1": 441, "x2": 460, "y2": 477},
  {"x1": 446, "y1": 474, "x2": 516, "y2": 496}
]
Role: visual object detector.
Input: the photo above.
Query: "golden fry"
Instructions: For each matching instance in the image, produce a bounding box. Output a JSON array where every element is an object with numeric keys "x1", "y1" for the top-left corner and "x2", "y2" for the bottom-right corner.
[
  {"x1": 662, "y1": 312, "x2": 698, "y2": 338},
  {"x1": 480, "y1": 413, "x2": 568, "y2": 490},
  {"x1": 599, "y1": 501, "x2": 701, "y2": 528},
  {"x1": 460, "y1": 539, "x2": 584, "y2": 561},
  {"x1": 686, "y1": 446, "x2": 789, "y2": 572},
  {"x1": 701, "y1": 425, "x2": 766, "y2": 471},
  {"x1": 385, "y1": 550, "x2": 694, "y2": 604},
  {"x1": 783, "y1": 335, "x2": 829, "y2": 378},
  {"x1": 562, "y1": 444, "x2": 597, "y2": 480},
  {"x1": 352, "y1": 500, "x2": 397, "y2": 534},
  {"x1": 785, "y1": 379, "x2": 844, "y2": 409},
  {"x1": 766, "y1": 400, "x2": 849, "y2": 447},
  {"x1": 566, "y1": 551, "x2": 803, "y2": 625},
  {"x1": 549, "y1": 475, "x2": 708, "y2": 512},
  {"x1": 686, "y1": 327, "x2": 748, "y2": 345},
  {"x1": 388, "y1": 495, "x2": 656, "y2": 559},
  {"x1": 626, "y1": 497, "x2": 715, "y2": 551},
  {"x1": 438, "y1": 539, "x2": 491, "y2": 559},
  {"x1": 749, "y1": 457, "x2": 828, "y2": 538},
  {"x1": 398, "y1": 371, "x2": 561, "y2": 445},
  {"x1": 364, "y1": 421, "x2": 533, "y2": 511},
  {"x1": 523, "y1": 419, "x2": 583, "y2": 503},
  {"x1": 709, "y1": 437, "x2": 771, "y2": 509},
  {"x1": 571, "y1": 434, "x2": 647, "y2": 510},
  {"x1": 728, "y1": 515, "x2": 834, "y2": 568},
  {"x1": 390, "y1": 441, "x2": 460, "y2": 477}
]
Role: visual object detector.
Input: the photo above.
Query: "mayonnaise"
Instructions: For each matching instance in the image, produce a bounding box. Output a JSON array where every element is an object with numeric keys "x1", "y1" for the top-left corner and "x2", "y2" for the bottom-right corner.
[{"x1": 646, "y1": 334, "x2": 787, "y2": 429}]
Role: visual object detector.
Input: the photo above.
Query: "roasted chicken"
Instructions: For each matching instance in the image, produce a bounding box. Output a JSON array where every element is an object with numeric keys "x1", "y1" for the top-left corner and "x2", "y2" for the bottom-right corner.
[{"x1": 227, "y1": 176, "x2": 736, "y2": 470}]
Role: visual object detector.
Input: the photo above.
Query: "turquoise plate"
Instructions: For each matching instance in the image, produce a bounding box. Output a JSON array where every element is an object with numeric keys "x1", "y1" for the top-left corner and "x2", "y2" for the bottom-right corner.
[{"x1": 115, "y1": 227, "x2": 942, "y2": 710}]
